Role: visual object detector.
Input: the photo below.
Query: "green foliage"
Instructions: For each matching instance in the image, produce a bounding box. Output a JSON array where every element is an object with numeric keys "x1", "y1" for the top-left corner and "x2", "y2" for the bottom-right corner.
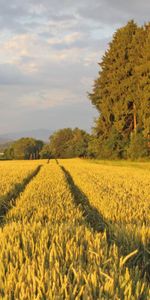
[
  {"x1": 49, "y1": 128, "x2": 90, "y2": 158},
  {"x1": 49, "y1": 128, "x2": 74, "y2": 158},
  {"x1": 4, "y1": 138, "x2": 44, "y2": 160},
  {"x1": 40, "y1": 144, "x2": 52, "y2": 159},
  {"x1": 127, "y1": 132, "x2": 149, "y2": 159},
  {"x1": 71, "y1": 128, "x2": 90, "y2": 157},
  {"x1": 87, "y1": 136, "x2": 101, "y2": 158},
  {"x1": 99, "y1": 129, "x2": 128, "y2": 159},
  {"x1": 136, "y1": 23, "x2": 150, "y2": 136},
  {"x1": 89, "y1": 20, "x2": 150, "y2": 159},
  {"x1": 4, "y1": 147, "x2": 14, "y2": 160}
]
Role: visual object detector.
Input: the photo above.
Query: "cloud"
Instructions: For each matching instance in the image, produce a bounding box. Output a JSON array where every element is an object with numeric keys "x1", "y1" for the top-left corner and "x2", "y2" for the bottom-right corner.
[
  {"x1": 77, "y1": 0, "x2": 150, "y2": 25},
  {"x1": 47, "y1": 32, "x2": 83, "y2": 48},
  {"x1": 0, "y1": 1, "x2": 149, "y2": 33},
  {"x1": 0, "y1": 0, "x2": 149, "y2": 133}
]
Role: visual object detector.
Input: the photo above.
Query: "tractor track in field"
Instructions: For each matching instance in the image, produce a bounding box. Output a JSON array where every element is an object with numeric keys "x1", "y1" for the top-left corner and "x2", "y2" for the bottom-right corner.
[{"x1": 61, "y1": 165, "x2": 114, "y2": 240}]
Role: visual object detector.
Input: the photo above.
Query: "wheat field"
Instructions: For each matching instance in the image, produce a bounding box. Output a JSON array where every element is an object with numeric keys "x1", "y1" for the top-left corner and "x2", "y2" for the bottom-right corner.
[{"x1": 0, "y1": 159, "x2": 149, "y2": 299}]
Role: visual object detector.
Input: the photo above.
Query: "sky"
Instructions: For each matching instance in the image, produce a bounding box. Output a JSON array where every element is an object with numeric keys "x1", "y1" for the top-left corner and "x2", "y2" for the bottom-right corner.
[{"x1": 0, "y1": 0, "x2": 149, "y2": 134}]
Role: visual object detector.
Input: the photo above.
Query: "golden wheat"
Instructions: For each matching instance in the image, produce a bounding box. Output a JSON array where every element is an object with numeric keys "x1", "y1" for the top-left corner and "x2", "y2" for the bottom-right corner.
[
  {"x1": 0, "y1": 160, "x2": 149, "y2": 299},
  {"x1": 0, "y1": 161, "x2": 41, "y2": 198},
  {"x1": 60, "y1": 158, "x2": 150, "y2": 250}
]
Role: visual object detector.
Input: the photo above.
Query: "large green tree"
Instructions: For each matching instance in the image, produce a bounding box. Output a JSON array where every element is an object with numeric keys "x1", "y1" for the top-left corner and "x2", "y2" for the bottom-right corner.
[{"x1": 89, "y1": 20, "x2": 150, "y2": 158}]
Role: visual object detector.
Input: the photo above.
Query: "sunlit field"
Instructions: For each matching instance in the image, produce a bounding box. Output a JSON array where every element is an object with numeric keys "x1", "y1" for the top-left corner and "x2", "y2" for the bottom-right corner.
[
  {"x1": 0, "y1": 159, "x2": 149, "y2": 299},
  {"x1": 0, "y1": 160, "x2": 41, "y2": 198}
]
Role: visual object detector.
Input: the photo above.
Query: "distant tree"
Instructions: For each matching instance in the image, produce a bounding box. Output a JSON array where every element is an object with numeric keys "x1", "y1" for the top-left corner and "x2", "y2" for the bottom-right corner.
[
  {"x1": 12, "y1": 138, "x2": 35, "y2": 159},
  {"x1": 4, "y1": 138, "x2": 44, "y2": 160},
  {"x1": 71, "y1": 128, "x2": 90, "y2": 157},
  {"x1": 40, "y1": 144, "x2": 52, "y2": 159},
  {"x1": 49, "y1": 128, "x2": 90, "y2": 158},
  {"x1": 35, "y1": 140, "x2": 44, "y2": 159},
  {"x1": 4, "y1": 147, "x2": 14, "y2": 160},
  {"x1": 49, "y1": 128, "x2": 74, "y2": 158}
]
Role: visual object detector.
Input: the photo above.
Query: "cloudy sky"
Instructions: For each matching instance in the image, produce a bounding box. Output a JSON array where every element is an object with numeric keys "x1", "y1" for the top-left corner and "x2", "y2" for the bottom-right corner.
[{"x1": 0, "y1": 0, "x2": 149, "y2": 134}]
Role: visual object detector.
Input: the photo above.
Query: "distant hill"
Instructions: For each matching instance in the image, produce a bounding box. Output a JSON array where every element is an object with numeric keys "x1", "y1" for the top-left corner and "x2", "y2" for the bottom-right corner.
[
  {"x1": 0, "y1": 137, "x2": 13, "y2": 144},
  {"x1": 0, "y1": 141, "x2": 13, "y2": 152},
  {"x1": 0, "y1": 129, "x2": 53, "y2": 143}
]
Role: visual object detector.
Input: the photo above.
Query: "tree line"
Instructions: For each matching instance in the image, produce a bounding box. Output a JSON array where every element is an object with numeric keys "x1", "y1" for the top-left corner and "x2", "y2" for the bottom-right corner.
[{"x1": 3, "y1": 128, "x2": 90, "y2": 160}]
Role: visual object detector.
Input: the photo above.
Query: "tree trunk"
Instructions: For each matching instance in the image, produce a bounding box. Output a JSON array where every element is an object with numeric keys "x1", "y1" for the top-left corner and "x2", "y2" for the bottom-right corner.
[{"x1": 133, "y1": 103, "x2": 137, "y2": 133}]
